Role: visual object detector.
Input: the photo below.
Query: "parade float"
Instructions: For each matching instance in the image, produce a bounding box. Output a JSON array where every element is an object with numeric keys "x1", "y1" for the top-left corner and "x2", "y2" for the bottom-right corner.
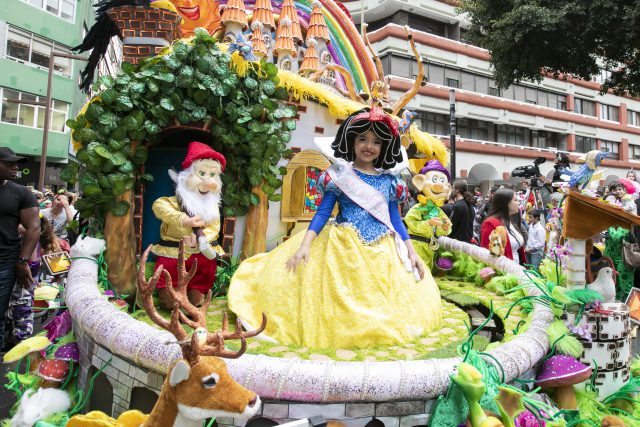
[{"x1": 5, "y1": 0, "x2": 640, "y2": 426}]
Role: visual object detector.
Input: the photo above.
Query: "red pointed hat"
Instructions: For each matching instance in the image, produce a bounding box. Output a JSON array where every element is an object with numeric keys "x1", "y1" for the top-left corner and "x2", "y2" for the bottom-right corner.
[{"x1": 182, "y1": 141, "x2": 226, "y2": 171}]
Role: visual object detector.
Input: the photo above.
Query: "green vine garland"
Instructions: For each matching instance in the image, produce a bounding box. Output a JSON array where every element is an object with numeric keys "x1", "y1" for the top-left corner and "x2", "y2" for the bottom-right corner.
[{"x1": 62, "y1": 29, "x2": 296, "y2": 221}]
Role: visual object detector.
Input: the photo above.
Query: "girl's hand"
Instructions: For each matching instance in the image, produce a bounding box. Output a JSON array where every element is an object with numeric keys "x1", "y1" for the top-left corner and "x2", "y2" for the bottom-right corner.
[
  {"x1": 410, "y1": 253, "x2": 425, "y2": 280},
  {"x1": 286, "y1": 246, "x2": 311, "y2": 273}
]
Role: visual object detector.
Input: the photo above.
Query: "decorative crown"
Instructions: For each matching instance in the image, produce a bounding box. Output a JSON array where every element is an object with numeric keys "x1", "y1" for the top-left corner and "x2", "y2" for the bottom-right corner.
[{"x1": 352, "y1": 107, "x2": 399, "y2": 137}]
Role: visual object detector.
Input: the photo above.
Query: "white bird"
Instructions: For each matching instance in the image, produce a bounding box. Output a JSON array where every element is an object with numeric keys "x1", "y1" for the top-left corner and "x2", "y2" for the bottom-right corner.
[{"x1": 587, "y1": 267, "x2": 617, "y2": 303}]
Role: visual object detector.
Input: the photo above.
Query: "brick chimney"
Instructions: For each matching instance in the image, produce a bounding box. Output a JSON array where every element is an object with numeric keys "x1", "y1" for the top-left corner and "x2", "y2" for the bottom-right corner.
[{"x1": 107, "y1": 6, "x2": 182, "y2": 64}]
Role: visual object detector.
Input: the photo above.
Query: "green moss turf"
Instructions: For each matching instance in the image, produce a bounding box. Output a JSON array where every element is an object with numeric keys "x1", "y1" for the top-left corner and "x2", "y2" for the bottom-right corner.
[{"x1": 129, "y1": 275, "x2": 531, "y2": 362}]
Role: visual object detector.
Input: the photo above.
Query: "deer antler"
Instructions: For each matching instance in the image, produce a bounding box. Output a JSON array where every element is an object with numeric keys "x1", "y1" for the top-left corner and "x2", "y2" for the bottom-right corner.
[
  {"x1": 308, "y1": 64, "x2": 365, "y2": 103},
  {"x1": 138, "y1": 242, "x2": 267, "y2": 365},
  {"x1": 162, "y1": 240, "x2": 211, "y2": 330},
  {"x1": 391, "y1": 26, "x2": 424, "y2": 116},
  {"x1": 199, "y1": 313, "x2": 267, "y2": 359},
  {"x1": 138, "y1": 245, "x2": 189, "y2": 343},
  {"x1": 361, "y1": 23, "x2": 385, "y2": 82}
]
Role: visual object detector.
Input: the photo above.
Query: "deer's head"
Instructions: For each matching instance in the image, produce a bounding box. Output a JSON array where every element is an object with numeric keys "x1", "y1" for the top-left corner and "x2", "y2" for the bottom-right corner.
[{"x1": 138, "y1": 242, "x2": 266, "y2": 424}]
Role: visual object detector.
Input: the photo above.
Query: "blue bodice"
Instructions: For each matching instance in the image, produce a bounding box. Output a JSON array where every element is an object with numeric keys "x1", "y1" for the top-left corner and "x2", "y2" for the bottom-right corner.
[{"x1": 311, "y1": 169, "x2": 408, "y2": 244}]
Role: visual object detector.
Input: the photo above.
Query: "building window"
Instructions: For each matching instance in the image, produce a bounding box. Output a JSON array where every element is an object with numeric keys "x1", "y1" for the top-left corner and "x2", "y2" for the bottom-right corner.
[
  {"x1": 575, "y1": 136, "x2": 597, "y2": 153},
  {"x1": 497, "y1": 124, "x2": 529, "y2": 146},
  {"x1": 629, "y1": 110, "x2": 640, "y2": 127},
  {"x1": 0, "y1": 87, "x2": 69, "y2": 132},
  {"x1": 22, "y1": 0, "x2": 75, "y2": 22},
  {"x1": 446, "y1": 78, "x2": 459, "y2": 88},
  {"x1": 600, "y1": 140, "x2": 620, "y2": 159},
  {"x1": 629, "y1": 145, "x2": 640, "y2": 161},
  {"x1": 457, "y1": 117, "x2": 491, "y2": 141},
  {"x1": 5, "y1": 26, "x2": 72, "y2": 76},
  {"x1": 600, "y1": 104, "x2": 619, "y2": 122},
  {"x1": 574, "y1": 98, "x2": 596, "y2": 116},
  {"x1": 415, "y1": 111, "x2": 448, "y2": 136},
  {"x1": 531, "y1": 130, "x2": 566, "y2": 151},
  {"x1": 488, "y1": 81, "x2": 500, "y2": 97}
]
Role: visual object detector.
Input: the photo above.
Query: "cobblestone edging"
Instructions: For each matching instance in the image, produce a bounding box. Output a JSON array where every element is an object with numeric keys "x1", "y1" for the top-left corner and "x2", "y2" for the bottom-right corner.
[{"x1": 67, "y1": 238, "x2": 552, "y2": 422}]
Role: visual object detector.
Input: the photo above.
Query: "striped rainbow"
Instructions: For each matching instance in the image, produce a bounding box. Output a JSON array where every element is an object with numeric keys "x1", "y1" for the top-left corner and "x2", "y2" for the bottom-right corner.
[{"x1": 218, "y1": 0, "x2": 378, "y2": 92}]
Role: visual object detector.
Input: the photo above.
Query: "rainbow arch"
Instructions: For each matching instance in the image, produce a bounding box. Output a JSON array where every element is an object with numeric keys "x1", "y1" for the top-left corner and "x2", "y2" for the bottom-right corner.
[{"x1": 219, "y1": 0, "x2": 377, "y2": 92}]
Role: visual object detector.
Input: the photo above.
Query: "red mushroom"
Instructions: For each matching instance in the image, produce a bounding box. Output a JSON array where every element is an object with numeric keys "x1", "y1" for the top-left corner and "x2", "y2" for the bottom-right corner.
[
  {"x1": 38, "y1": 359, "x2": 69, "y2": 383},
  {"x1": 535, "y1": 355, "x2": 592, "y2": 409}
]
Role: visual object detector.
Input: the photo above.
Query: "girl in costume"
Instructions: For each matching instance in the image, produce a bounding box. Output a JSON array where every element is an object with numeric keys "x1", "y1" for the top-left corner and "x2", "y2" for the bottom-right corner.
[
  {"x1": 228, "y1": 107, "x2": 441, "y2": 349},
  {"x1": 480, "y1": 189, "x2": 526, "y2": 264}
]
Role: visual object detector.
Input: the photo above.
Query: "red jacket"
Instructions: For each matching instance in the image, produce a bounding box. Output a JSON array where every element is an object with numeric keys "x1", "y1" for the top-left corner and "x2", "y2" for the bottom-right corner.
[{"x1": 480, "y1": 216, "x2": 525, "y2": 264}]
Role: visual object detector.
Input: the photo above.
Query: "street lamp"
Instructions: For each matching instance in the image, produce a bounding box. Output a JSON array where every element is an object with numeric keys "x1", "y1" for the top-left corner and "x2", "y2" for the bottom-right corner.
[
  {"x1": 449, "y1": 89, "x2": 456, "y2": 181},
  {"x1": 40, "y1": 51, "x2": 88, "y2": 192},
  {"x1": 8, "y1": 51, "x2": 87, "y2": 191}
]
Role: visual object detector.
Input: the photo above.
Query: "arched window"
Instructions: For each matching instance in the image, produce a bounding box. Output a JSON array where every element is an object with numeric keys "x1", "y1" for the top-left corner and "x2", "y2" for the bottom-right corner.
[
  {"x1": 320, "y1": 51, "x2": 332, "y2": 65},
  {"x1": 263, "y1": 34, "x2": 272, "y2": 49},
  {"x1": 281, "y1": 59, "x2": 292, "y2": 71}
]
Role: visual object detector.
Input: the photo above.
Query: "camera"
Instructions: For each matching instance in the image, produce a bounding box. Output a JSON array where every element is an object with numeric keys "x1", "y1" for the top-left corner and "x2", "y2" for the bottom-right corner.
[{"x1": 512, "y1": 157, "x2": 546, "y2": 188}]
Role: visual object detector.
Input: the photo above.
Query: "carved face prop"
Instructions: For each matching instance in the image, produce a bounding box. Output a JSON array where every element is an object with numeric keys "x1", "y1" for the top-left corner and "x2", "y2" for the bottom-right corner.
[
  {"x1": 412, "y1": 160, "x2": 451, "y2": 207},
  {"x1": 171, "y1": 142, "x2": 226, "y2": 225}
]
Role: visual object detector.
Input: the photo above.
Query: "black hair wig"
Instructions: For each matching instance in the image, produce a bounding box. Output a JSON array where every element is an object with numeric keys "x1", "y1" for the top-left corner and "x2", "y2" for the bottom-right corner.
[{"x1": 331, "y1": 108, "x2": 403, "y2": 170}]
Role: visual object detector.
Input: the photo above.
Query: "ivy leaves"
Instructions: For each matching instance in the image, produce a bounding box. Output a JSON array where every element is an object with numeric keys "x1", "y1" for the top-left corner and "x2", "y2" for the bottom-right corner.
[{"x1": 66, "y1": 30, "x2": 296, "y2": 221}]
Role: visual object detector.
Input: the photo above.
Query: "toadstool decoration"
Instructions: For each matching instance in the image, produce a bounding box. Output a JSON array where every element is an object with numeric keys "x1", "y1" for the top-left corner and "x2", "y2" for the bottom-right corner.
[
  {"x1": 535, "y1": 355, "x2": 592, "y2": 410},
  {"x1": 479, "y1": 267, "x2": 496, "y2": 283},
  {"x1": 436, "y1": 257, "x2": 454, "y2": 272},
  {"x1": 54, "y1": 343, "x2": 80, "y2": 363},
  {"x1": 38, "y1": 359, "x2": 70, "y2": 384},
  {"x1": 2, "y1": 336, "x2": 51, "y2": 365}
]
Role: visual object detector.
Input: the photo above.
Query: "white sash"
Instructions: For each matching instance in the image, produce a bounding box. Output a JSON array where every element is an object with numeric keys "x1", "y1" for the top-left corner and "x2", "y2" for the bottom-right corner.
[{"x1": 326, "y1": 160, "x2": 414, "y2": 275}]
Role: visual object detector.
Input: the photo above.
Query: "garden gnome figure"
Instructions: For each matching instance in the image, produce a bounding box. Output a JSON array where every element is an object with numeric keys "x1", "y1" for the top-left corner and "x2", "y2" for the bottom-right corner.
[
  {"x1": 151, "y1": 141, "x2": 225, "y2": 308},
  {"x1": 404, "y1": 160, "x2": 452, "y2": 269}
]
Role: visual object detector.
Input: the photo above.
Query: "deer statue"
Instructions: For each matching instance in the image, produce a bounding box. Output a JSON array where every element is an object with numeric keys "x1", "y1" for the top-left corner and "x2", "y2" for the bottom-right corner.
[{"x1": 68, "y1": 240, "x2": 266, "y2": 427}]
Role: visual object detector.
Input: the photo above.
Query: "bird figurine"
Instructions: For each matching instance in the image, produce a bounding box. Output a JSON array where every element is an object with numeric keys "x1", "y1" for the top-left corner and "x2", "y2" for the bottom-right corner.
[
  {"x1": 399, "y1": 110, "x2": 417, "y2": 134},
  {"x1": 399, "y1": 110, "x2": 417, "y2": 148},
  {"x1": 228, "y1": 34, "x2": 257, "y2": 61},
  {"x1": 568, "y1": 150, "x2": 609, "y2": 190},
  {"x1": 586, "y1": 267, "x2": 617, "y2": 303}
]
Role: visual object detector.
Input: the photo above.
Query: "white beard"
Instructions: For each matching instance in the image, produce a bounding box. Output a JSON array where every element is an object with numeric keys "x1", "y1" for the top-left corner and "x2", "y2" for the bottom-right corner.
[{"x1": 174, "y1": 170, "x2": 221, "y2": 225}]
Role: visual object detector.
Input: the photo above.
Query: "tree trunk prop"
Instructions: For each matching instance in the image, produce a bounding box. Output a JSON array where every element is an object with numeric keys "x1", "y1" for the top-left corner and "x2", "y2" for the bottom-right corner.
[
  {"x1": 242, "y1": 183, "x2": 269, "y2": 259},
  {"x1": 104, "y1": 189, "x2": 137, "y2": 295}
]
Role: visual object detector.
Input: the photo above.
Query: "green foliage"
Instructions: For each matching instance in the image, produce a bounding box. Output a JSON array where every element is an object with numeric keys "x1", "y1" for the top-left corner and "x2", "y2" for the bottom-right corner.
[
  {"x1": 546, "y1": 319, "x2": 584, "y2": 358},
  {"x1": 212, "y1": 256, "x2": 240, "y2": 297},
  {"x1": 460, "y1": 0, "x2": 640, "y2": 96},
  {"x1": 66, "y1": 32, "x2": 296, "y2": 221}
]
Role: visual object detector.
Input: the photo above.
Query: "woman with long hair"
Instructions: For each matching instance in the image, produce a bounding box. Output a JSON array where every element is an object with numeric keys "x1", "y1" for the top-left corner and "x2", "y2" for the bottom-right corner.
[
  {"x1": 450, "y1": 180, "x2": 475, "y2": 243},
  {"x1": 480, "y1": 188, "x2": 526, "y2": 263}
]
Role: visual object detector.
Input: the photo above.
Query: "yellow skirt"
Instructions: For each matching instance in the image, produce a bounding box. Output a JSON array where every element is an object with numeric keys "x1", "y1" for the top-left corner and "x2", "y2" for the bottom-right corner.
[{"x1": 227, "y1": 225, "x2": 442, "y2": 349}]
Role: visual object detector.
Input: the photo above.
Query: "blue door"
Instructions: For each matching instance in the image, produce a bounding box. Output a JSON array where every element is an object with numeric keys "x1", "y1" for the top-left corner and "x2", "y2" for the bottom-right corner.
[{"x1": 141, "y1": 146, "x2": 185, "y2": 250}]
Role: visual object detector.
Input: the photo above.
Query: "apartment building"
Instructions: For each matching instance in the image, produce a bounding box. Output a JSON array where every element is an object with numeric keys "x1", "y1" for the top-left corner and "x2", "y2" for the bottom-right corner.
[
  {"x1": 344, "y1": 0, "x2": 640, "y2": 188},
  {"x1": 0, "y1": 0, "x2": 95, "y2": 188}
]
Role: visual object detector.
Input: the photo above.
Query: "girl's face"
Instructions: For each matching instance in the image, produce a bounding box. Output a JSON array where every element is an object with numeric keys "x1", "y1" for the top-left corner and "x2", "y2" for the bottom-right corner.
[
  {"x1": 612, "y1": 185, "x2": 627, "y2": 199},
  {"x1": 353, "y1": 130, "x2": 382, "y2": 165},
  {"x1": 628, "y1": 172, "x2": 636, "y2": 181},
  {"x1": 508, "y1": 194, "x2": 519, "y2": 215}
]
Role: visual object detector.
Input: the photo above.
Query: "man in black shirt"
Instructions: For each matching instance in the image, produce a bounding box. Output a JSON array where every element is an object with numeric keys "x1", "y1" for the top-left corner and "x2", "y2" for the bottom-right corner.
[{"x1": 0, "y1": 147, "x2": 40, "y2": 350}]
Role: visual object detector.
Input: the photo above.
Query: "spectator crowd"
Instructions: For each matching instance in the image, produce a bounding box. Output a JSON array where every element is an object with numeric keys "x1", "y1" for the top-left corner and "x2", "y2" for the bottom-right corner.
[{"x1": 0, "y1": 147, "x2": 79, "y2": 352}]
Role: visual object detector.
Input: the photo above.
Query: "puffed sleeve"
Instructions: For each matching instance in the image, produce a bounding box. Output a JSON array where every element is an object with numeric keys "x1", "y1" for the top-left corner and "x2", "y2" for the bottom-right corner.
[
  {"x1": 388, "y1": 175, "x2": 408, "y2": 203},
  {"x1": 317, "y1": 170, "x2": 342, "y2": 196}
]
